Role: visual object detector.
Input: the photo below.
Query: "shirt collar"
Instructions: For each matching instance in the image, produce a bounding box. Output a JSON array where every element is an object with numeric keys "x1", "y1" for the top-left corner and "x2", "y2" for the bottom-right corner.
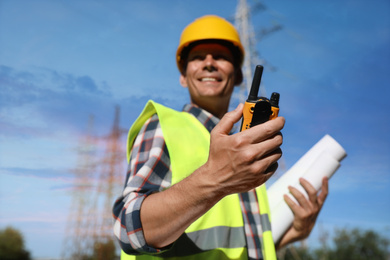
[{"x1": 182, "y1": 104, "x2": 220, "y2": 133}]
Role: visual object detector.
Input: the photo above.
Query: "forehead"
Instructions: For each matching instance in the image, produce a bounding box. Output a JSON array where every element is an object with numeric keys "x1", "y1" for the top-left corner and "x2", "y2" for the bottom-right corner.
[{"x1": 188, "y1": 43, "x2": 233, "y2": 56}]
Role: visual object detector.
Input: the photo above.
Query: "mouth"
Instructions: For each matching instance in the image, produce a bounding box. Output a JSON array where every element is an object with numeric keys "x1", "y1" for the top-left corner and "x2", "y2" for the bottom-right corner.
[{"x1": 199, "y1": 77, "x2": 221, "y2": 82}]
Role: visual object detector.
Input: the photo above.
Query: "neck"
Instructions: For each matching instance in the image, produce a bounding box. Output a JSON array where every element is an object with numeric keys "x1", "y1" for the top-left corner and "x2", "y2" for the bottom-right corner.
[{"x1": 192, "y1": 97, "x2": 230, "y2": 119}]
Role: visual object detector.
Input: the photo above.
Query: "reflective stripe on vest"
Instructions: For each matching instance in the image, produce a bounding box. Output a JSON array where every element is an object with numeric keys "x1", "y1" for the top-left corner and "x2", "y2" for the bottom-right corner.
[
  {"x1": 123, "y1": 100, "x2": 276, "y2": 259},
  {"x1": 257, "y1": 185, "x2": 277, "y2": 260}
]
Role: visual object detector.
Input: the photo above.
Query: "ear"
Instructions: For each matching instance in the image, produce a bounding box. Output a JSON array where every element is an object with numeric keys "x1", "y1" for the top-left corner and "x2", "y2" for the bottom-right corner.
[{"x1": 180, "y1": 74, "x2": 188, "y2": 88}]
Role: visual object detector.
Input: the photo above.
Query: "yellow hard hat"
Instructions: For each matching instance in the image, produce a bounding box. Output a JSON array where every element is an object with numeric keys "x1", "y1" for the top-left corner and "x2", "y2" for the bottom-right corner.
[{"x1": 176, "y1": 15, "x2": 245, "y2": 74}]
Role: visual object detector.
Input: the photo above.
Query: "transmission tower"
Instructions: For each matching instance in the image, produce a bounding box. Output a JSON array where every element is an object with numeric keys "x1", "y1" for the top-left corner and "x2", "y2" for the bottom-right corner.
[
  {"x1": 62, "y1": 106, "x2": 126, "y2": 259},
  {"x1": 234, "y1": 0, "x2": 282, "y2": 102},
  {"x1": 235, "y1": 0, "x2": 261, "y2": 102},
  {"x1": 93, "y1": 105, "x2": 126, "y2": 244},
  {"x1": 62, "y1": 115, "x2": 99, "y2": 259}
]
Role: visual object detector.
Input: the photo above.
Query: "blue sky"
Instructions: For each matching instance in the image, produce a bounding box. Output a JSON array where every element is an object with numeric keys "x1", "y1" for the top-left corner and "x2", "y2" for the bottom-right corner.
[{"x1": 1, "y1": 0, "x2": 389, "y2": 258}]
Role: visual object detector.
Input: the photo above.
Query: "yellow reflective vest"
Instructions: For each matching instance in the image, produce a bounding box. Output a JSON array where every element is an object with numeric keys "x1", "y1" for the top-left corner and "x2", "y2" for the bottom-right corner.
[{"x1": 122, "y1": 100, "x2": 276, "y2": 260}]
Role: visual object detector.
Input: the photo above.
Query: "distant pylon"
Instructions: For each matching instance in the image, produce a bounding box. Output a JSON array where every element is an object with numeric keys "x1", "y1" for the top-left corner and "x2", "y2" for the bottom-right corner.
[
  {"x1": 93, "y1": 105, "x2": 126, "y2": 243},
  {"x1": 62, "y1": 115, "x2": 98, "y2": 259},
  {"x1": 62, "y1": 106, "x2": 127, "y2": 259}
]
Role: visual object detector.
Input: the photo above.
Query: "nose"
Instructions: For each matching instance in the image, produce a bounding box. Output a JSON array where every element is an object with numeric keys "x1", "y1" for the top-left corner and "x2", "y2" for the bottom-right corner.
[{"x1": 203, "y1": 54, "x2": 217, "y2": 72}]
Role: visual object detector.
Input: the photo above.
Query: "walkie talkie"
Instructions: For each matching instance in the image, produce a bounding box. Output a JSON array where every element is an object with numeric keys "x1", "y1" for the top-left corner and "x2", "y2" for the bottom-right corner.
[{"x1": 240, "y1": 65, "x2": 280, "y2": 131}]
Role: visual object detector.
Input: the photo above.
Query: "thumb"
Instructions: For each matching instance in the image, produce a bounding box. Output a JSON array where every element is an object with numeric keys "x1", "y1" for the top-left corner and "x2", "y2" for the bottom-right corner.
[{"x1": 213, "y1": 103, "x2": 243, "y2": 135}]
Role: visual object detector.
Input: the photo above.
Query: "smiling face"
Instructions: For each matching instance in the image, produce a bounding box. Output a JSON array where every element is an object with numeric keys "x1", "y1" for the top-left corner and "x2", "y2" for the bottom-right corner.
[{"x1": 180, "y1": 42, "x2": 239, "y2": 118}]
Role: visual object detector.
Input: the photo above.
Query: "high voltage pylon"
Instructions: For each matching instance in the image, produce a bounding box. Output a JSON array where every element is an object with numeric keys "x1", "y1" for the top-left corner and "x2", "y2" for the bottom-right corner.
[
  {"x1": 94, "y1": 106, "x2": 126, "y2": 243},
  {"x1": 62, "y1": 115, "x2": 99, "y2": 259},
  {"x1": 234, "y1": 0, "x2": 282, "y2": 102},
  {"x1": 62, "y1": 106, "x2": 126, "y2": 259}
]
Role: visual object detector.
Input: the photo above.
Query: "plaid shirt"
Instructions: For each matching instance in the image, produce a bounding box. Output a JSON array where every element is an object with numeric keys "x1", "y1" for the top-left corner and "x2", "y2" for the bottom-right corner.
[{"x1": 113, "y1": 104, "x2": 264, "y2": 259}]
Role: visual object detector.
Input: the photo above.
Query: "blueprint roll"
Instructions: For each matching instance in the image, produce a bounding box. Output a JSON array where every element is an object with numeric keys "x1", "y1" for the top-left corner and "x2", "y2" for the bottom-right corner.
[
  {"x1": 267, "y1": 135, "x2": 346, "y2": 212},
  {"x1": 267, "y1": 135, "x2": 347, "y2": 243},
  {"x1": 290, "y1": 153, "x2": 340, "y2": 201}
]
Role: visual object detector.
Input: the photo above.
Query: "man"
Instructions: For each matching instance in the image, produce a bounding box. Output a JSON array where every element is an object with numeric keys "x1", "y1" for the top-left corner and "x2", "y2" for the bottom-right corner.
[{"x1": 113, "y1": 15, "x2": 328, "y2": 260}]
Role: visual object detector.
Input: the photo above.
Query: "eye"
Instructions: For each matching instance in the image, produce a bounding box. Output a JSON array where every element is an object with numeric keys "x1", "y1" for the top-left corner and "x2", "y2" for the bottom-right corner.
[
  {"x1": 213, "y1": 55, "x2": 224, "y2": 60},
  {"x1": 188, "y1": 54, "x2": 205, "y2": 61},
  {"x1": 214, "y1": 54, "x2": 233, "y2": 62},
  {"x1": 193, "y1": 55, "x2": 204, "y2": 60}
]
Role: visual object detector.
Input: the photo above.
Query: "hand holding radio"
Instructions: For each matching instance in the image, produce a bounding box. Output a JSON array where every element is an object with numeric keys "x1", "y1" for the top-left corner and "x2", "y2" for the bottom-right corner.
[{"x1": 200, "y1": 65, "x2": 284, "y2": 196}]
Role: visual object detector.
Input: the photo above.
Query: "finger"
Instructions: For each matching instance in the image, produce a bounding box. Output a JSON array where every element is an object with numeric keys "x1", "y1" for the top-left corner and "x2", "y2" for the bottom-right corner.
[
  {"x1": 252, "y1": 134, "x2": 283, "y2": 160},
  {"x1": 250, "y1": 147, "x2": 282, "y2": 174},
  {"x1": 247, "y1": 162, "x2": 278, "y2": 187},
  {"x1": 283, "y1": 193, "x2": 300, "y2": 214},
  {"x1": 212, "y1": 103, "x2": 243, "y2": 135},
  {"x1": 317, "y1": 177, "x2": 329, "y2": 206},
  {"x1": 288, "y1": 185, "x2": 311, "y2": 209},
  {"x1": 242, "y1": 116, "x2": 285, "y2": 144},
  {"x1": 299, "y1": 178, "x2": 317, "y2": 204}
]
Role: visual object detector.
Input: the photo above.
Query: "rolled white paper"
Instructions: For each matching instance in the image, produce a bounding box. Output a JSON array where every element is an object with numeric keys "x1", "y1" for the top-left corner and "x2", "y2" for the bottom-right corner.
[
  {"x1": 267, "y1": 135, "x2": 346, "y2": 209},
  {"x1": 285, "y1": 152, "x2": 340, "y2": 203},
  {"x1": 267, "y1": 135, "x2": 347, "y2": 243}
]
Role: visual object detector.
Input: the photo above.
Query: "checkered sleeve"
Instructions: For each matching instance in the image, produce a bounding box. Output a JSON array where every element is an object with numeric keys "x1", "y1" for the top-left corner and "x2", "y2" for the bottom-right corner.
[{"x1": 113, "y1": 114, "x2": 172, "y2": 254}]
